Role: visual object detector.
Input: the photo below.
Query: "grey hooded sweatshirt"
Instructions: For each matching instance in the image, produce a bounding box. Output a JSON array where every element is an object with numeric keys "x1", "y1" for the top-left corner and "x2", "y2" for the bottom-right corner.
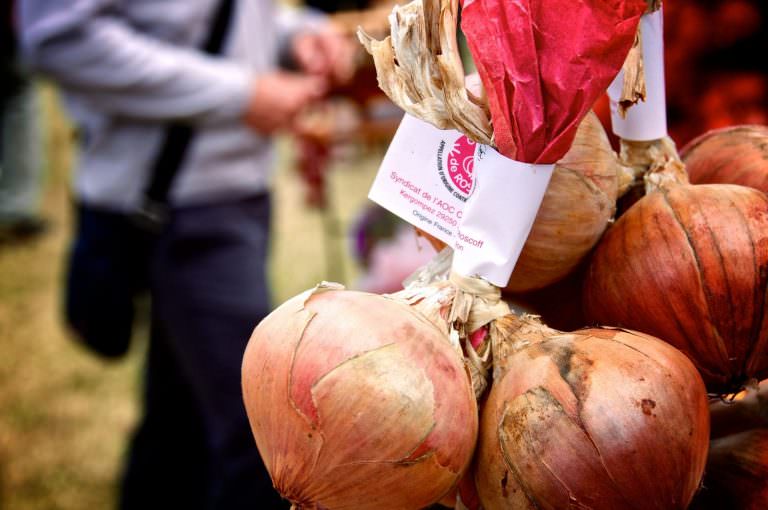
[{"x1": 19, "y1": 0, "x2": 321, "y2": 211}]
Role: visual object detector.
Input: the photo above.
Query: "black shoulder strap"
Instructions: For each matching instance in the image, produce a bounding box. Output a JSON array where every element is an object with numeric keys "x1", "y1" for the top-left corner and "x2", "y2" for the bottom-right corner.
[{"x1": 135, "y1": 0, "x2": 236, "y2": 228}]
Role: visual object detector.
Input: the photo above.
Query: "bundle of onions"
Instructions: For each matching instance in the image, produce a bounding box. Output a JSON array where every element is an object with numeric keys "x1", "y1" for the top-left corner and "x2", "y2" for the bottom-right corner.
[
  {"x1": 689, "y1": 429, "x2": 768, "y2": 510},
  {"x1": 418, "y1": 112, "x2": 628, "y2": 293},
  {"x1": 241, "y1": 284, "x2": 477, "y2": 509},
  {"x1": 680, "y1": 125, "x2": 768, "y2": 192},
  {"x1": 474, "y1": 316, "x2": 710, "y2": 510},
  {"x1": 583, "y1": 157, "x2": 768, "y2": 394}
]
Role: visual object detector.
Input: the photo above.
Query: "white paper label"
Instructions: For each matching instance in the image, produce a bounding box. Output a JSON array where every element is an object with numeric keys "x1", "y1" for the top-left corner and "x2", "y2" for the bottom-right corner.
[
  {"x1": 608, "y1": 9, "x2": 667, "y2": 141},
  {"x1": 368, "y1": 114, "x2": 554, "y2": 287}
]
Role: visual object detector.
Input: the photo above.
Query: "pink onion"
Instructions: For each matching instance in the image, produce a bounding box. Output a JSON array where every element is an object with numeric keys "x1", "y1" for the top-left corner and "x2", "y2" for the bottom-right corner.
[
  {"x1": 474, "y1": 317, "x2": 710, "y2": 509},
  {"x1": 241, "y1": 285, "x2": 477, "y2": 509},
  {"x1": 681, "y1": 124, "x2": 768, "y2": 192}
]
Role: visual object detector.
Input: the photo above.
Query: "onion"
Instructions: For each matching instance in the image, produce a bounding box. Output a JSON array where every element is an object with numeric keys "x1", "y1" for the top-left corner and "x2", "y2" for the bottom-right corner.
[
  {"x1": 241, "y1": 284, "x2": 478, "y2": 509},
  {"x1": 681, "y1": 124, "x2": 768, "y2": 192},
  {"x1": 709, "y1": 379, "x2": 768, "y2": 440},
  {"x1": 417, "y1": 112, "x2": 627, "y2": 292},
  {"x1": 505, "y1": 111, "x2": 624, "y2": 292},
  {"x1": 689, "y1": 429, "x2": 768, "y2": 510},
  {"x1": 474, "y1": 316, "x2": 710, "y2": 510},
  {"x1": 583, "y1": 158, "x2": 768, "y2": 394}
]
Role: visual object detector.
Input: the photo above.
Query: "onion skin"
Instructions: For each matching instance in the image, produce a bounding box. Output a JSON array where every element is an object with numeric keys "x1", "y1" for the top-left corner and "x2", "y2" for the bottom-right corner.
[
  {"x1": 241, "y1": 288, "x2": 477, "y2": 509},
  {"x1": 475, "y1": 327, "x2": 710, "y2": 510},
  {"x1": 681, "y1": 125, "x2": 768, "y2": 193},
  {"x1": 584, "y1": 183, "x2": 768, "y2": 393},
  {"x1": 689, "y1": 429, "x2": 768, "y2": 510}
]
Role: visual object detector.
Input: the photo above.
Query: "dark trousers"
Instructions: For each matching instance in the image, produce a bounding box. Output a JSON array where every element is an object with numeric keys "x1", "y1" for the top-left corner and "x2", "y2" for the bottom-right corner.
[{"x1": 119, "y1": 194, "x2": 289, "y2": 510}]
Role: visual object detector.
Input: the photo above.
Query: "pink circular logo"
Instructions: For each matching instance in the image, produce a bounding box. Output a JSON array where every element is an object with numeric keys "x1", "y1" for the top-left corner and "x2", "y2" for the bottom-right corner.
[{"x1": 446, "y1": 135, "x2": 476, "y2": 197}]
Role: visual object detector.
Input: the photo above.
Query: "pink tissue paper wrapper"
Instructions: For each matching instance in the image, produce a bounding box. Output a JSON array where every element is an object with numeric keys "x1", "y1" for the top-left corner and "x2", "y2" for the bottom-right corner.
[{"x1": 461, "y1": 0, "x2": 647, "y2": 163}]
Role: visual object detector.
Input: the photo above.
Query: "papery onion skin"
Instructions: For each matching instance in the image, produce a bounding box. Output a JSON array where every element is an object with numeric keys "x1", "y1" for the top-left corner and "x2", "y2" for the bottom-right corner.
[
  {"x1": 584, "y1": 183, "x2": 768, "y2": 393},
  {"x1": 681, "y1": 125, "x2": 768, "y2": 193},
  {"x1": 475, "y1": 327, "x2": 710, "y2": 510},
  {"x1": 689, "y1": 429, "x2": 768, "y2": 510},
  {"x1": 241, "y1": 288, "x2": 478, "y2": 510}
]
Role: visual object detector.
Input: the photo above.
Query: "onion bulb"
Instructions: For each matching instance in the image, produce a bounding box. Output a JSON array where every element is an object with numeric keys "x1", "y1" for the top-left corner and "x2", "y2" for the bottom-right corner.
[
  {"x1": 417, "y1": 112, "x2": 627, "y2": 292},
  {"x1": 475, "y1": 316, "x2": 710, "y2": 510},
  {"x1": 584, "y1": 158, "x2": 768, "y2": 393},
  {"x1": 241, "y1": 285, "x2": 477, "y2": 509},
  {"x1": 681, "y1": 125, "x2": 768, "y2": 192},
  {"x1": 689, "y1": 429, "x2": 768, "y2": 510},
  {"x1": 504, "y1": 111, "x2": 625, "y2": 292}
]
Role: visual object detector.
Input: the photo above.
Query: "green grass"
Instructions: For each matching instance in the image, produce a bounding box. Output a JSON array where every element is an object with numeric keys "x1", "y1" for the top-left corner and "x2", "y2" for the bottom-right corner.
[{"x1": 0, "y1": 85, "x2": 382, "y2": 509}]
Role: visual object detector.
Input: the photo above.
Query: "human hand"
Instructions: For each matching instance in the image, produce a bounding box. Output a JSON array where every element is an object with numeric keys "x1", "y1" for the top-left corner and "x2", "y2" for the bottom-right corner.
[
  {"x1": 243, "y1": 72, "x2": 328, "y2": 134},
  {"x1": 292, "y1": 25, "x2": 357, "y2": 87}
]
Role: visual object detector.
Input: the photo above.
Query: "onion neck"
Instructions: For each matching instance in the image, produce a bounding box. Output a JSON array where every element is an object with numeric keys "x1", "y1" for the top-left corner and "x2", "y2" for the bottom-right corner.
[
  {"x1": 390, "y1": 256, "x2": 512, "y2": 399},
  {"x1": 447, "y1": 272, "x2": 509, "y2": 335},
  {"x1": 447, "y1": 272, "x2": 510, "y2": 399},
  {"x1": 616, "y1": 161, "x2": 638, "y2": 198},
  {"x1": 619, "y1": 137, "x2": 689, "y2": 195},
  {"x1": 491, "y1": 314, "x2": 562, "y2": 380}
]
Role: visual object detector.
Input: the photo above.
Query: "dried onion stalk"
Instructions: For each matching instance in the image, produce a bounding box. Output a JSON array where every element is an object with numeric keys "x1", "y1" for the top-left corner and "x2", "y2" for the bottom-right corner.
[
  {"x1": 390, "y1": 250, "x2": 511, "y2": 400},
  {"x1": 614, "y1": 1, "x2": 663, "y2": 116},
  {"x1": 615, "y1": 136, "x2": 686, "y2": 216},
  {"x1": 357, "y1": 0, "x2": 493, "y2": 145}
]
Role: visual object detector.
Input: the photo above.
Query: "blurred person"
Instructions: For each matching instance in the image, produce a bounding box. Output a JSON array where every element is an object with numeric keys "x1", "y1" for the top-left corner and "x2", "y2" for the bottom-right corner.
[
  {"x1": 0, "y1": 0, "x2": 46, "y2": 244},
  {"x1": 18, "y1": 1, "x2": 354, "y2": 509}
]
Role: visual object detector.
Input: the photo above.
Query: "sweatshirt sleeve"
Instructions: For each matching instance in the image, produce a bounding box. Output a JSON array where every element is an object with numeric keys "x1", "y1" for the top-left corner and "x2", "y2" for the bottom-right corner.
[{"x1": 18, "y1": 0, "x2": 253, "y2": 125}]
